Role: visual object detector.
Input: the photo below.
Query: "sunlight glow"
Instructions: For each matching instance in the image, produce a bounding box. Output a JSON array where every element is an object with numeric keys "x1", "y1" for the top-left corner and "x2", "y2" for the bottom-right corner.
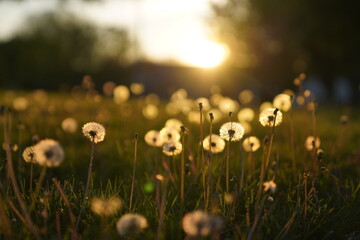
[{"x1": 177, "y1": 36, "x2": 229, "y2": 68}]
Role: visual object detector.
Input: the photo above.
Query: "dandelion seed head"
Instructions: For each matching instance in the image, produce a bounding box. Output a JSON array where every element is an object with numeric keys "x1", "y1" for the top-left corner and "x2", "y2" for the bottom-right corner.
[
  {"x1": 237, "y1": 108, "x2": 255, "y2": 122},
  {"x1": 238, "y1": 89, "x2": 254, "y2": 104},
  {"x1": 113, "y1": 85, "x2": 130, "y2": 104},
  {"x1": 273, "y1": 93, "x2": 292, "y2": 112},
  {"x1": 116, "y1": 213, "x2": 148, "y2": 236},
  {"x1": 33, "y1": 139, "x2": 64, "y2": 167},
  {"x1": 182, "y1": 210, "x2": 222, "y2": 237},
  {"x1": 22, "y1": 146, "x2": 36, "y2": 163},
  {"x1": 142, "y1": 104, "x2": 159, "y2": 120},
  {"x1": 159, "y1": 127, "x2": 181, "y2": 142},
  {"x1": 61, "y1": 118, "x2": 78, "y2": 134},
  {"x1": 305, "y1": 136, "x2": 321, "y2": 151},
  {"x1": 203, "y1": 134, "x2": 225, "y2": 154},
  {"x1": 130, "y1": 83, "x2": 145, "y2": 95},
  {"x1": 259, "y1": 101, "x2": 273, "y2": 112},
  {"x1": 165, "y1": 118, "x2": 183, "y2": 131},
  {"x1": 91, "y1": 197, "x2": 122, "y2": 216},
  {"x1": 219, "y1": 122, "x2": 244, "y2": 141},
  {"x1": 263, "y1": 180, "x2": 277, "y2": 193},
  {"x1": 144, "y1": 130, "x2": 164, "y2": 147},
  {"x1": 13, "y1": 97, "x2": 29, "y2": 111},
  {"x1": 242, "y1": 136, "x2": 261, "y2": 152},
  {"x1": 82, "y1": 122, "x2": 105, "y2": 143},
  {"x1": 259, "y1": 108, "x2": 283, "y2": 127},
  {"x1": 163, "y1": 141, "x2": 182, "y2": 156}
]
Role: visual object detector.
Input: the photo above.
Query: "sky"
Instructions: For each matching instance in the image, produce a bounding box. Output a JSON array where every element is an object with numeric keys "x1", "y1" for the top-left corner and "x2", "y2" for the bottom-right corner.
[{"x1": 0, "y1": 0, "x2": 229, "y2": 67}]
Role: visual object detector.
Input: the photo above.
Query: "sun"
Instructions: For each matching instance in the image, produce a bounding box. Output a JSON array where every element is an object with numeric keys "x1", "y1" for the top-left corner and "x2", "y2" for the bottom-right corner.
[{"x1": 177, "y1": 37, "x2": 229, "y2": 68}]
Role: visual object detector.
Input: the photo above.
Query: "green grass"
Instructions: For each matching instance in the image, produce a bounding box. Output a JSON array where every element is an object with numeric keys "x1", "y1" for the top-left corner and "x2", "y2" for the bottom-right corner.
[{"x1": 0, "y1": 90, "x2": 359, "y2": 240}]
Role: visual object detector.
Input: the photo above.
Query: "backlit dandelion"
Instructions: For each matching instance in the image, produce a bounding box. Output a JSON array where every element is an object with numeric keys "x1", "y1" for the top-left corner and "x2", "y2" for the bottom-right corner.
[
  {"x1": 33, "y1": 139, "x2": 64, "y2": 167},
  {"x1": 13, "y1": 97, "x2": 29, "y2": 111},
  {"x1": 182, "y1": 210, "x2": 222, "y2": 237},
  {"x1": 144, "y1": 130, "x2": 164, "y2": 147},
  {"x1": 237, "y1": 108, "x2": 255, "y2": 122},
  {"x1": 22, "y1": 146, "x2": 36, "y2": 163},
  {"x1": 219, "y1": 122, "x2": 244, "y2": 141},
  {"x1": 61, "y1": 117, "x2": 78, "y2": 133},
  {"x1": 165, "y1": 118, "x2": 183, "y2": 131},
  {"x1": 259, "y1": 108, "x2": 283, "y2": 127},
  {"x1": 91, "y1": 197, "x2": 122, "y2": 216},
  {"x1": 263, "y1": 180, "x2": 277, "y2": 193},
  {"x1": 242, "y1": 136, "x2": 261, "y2": 152},
  {"x1": 142, "y1": 104, "x2": 159, "y2": 120},
  {"x1": 305, "y1": 136, "x2": 321, "y2": 151},
  {"x1": 116, "y1": 213, "x2": 148, "y2": 236},
  {"x1": 203, "y1": 134, "x2": 225, "y2": 153},
  {"x1": 82, "y1": 122, "x2": 105, "y2": 143},
  {"x1": 163, "y1": 141, "x2": 182, "y2": 156},
  {"x1": 159, "y1": 127, "x2": 181, "y2": 142},
  {"x1": 113, "y1": 85, "x2": 130, "y2": 104},
  {"x1": 130, "y1": 83, "x2": 145, "y2": 95},
  {"x1": 273, "y1": 93, "x2": 292, "y2": 112}
]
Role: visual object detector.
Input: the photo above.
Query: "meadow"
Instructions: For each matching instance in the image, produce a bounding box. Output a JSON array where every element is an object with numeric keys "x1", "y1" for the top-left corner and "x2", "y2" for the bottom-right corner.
[{"x1": 0, "y1": 78, "x2": 359, "y2": 240}]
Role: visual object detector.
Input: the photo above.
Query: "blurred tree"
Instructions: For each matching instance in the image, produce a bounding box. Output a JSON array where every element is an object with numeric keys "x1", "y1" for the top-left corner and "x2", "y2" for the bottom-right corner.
[
  {"x1": 0, "y1": 11, "x2": 131, "y2": 89},
  {"x1": 211, "y1": 0, "x2": 360, "y2": 96}
]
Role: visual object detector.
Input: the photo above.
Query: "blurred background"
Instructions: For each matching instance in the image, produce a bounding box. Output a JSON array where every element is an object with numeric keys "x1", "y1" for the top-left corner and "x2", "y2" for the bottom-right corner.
[{"x1": 0, "y1": 0, "x2": 359, "y2": 103}]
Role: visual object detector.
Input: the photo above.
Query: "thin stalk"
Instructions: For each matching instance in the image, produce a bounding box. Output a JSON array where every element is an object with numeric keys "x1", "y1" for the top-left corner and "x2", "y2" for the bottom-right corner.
[
  {"x1": 30, "y1": 161, "x2": 34, "y2": 193},
  {"x1": 265, "y1": 110, "x2": 278, "y2": 168},
  {"x1": 247, "y1": 195, "x2": 267, "y2": 240},
  {"x1": 206, "y1": 113, "x2": 214, "y2": 210},
  {"x1": 225, "y1": 140, "x2": 231, "y2": 194},
  {"x1": 76, "y1": 138, "x2": 95, "y2": 230},
  {"x1": 180, "y1": 126, "x2": 186, "y2": 212},
  {"x1": 3, "y1": 110, "x2": 41, "y2": 240},
  {"x1": 199, "y1": 103, "x2": 206, "y2": 205},
  {"x1": 30, "y1": 165, "x2": 47, "y2": 211},
  {"x1": 52, "y1": 178, "x2": 78, "y2": 240},
  {"x1": 129, "y1": 133, "x2": 138, "y2": 212},
  {"x1": 0, "y1": 190, "x2": 13, "y2": 239},
  {"x1": 156, "y1": 177, "x2": 168, "y2": 240}
]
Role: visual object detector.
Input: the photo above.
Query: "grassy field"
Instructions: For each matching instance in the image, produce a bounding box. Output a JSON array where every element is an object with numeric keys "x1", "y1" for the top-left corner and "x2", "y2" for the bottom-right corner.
[{"x1": 0, "y1": 86, "x2": 359, "y2": 240}]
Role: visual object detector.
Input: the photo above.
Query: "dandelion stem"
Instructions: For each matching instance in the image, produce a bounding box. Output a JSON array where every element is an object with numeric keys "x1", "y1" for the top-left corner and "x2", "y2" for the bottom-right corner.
[
  {"x1": 3, "y1": 109, "x2": 41, "y2": 240},
  {"x1": 30, "y1": 165, "x2": 47, "y2": 211},
  {"x1": 129, "y1": 133, "x2": 138, "y2": 212},
  {"x1": 199, "y1": 103, "x2": 206, "y2": 206},
  {"x1": 265, "y1": 110, "x2": 278, "y2": 168},
  {"x1": 76, "y1": 139, "x2": 95, "y2": 230},
  {"x1": 226, "y1": 140, "x2": 231, "y2": 194},
  {"x1": 180, "y1": 127, "x2": 186, "y2": 212},
  {"x1": 206, "y1": 113, "x2": 214, "y2": 210},
  {"x1": 30, "y1": 161, "x2": 34, "y2": 193}
]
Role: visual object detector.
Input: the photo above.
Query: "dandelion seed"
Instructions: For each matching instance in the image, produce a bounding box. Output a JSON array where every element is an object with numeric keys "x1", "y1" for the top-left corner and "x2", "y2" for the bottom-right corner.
[
  {"x1": 305, "y1": 136, "x2": 320, "y2": 151},
  {"x1": 182, "y1": 210, "x2": 222, "y2": 237},
  {"x1": 91, "y1": 197, "x2": 122, "y2": 216},
  {"x1": 163, "y1": 141, "x2": 182, "y2": 156},
  {"x1": 219, "y1": 122, "x2": 244, "y2": 141},
  {"x1": 144, "y1": 130, "x2": 164, "y2": 147},
  {"x1": 159, "y1": 127, "x2": 181, "y2": 142},
  {"x1": 237, "y1": 108, "x2": 255, "y2": 122},
  {"x1": 61, "y1": 117, "x2": 78, "y2": 133},
  {"x1": 116, "y1": 213, "x2": 148, "y2": 236},
  {"x1": 242, "y1": 136, "x2": 261, "y2": 152},
  {"x1": 263, "y1": 180, "x2": 277, "y2": 193},
  {"x1": 22, "y1": 146, "x2": 36, "y2": 163},
  {"x1": 259, "y1": 108, "x2": 283, "y2": 127},
  {"x1": 273, "y1": 93, "x2": 292, "y2": 112},
  {"x1": 33, "y1": 139, "x2": 64, "y2": 167},
  {"x1": 82, "y1": 122, "x2": 105, "y2": 143},
  {"x1": 203, "y1": 134, "x2": 225, "y2": 153}
]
